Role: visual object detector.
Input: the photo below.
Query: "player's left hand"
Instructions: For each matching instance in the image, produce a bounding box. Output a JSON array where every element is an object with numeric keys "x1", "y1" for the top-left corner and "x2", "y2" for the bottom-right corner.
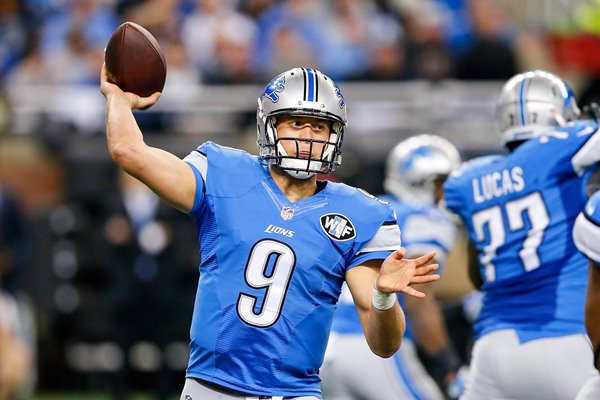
[
  {"x1": 100, "y1": 63, "x2": 160, "y2": 110},
  {"x1": 375, "y1": 248, "x2": 439, "y2": 298}
]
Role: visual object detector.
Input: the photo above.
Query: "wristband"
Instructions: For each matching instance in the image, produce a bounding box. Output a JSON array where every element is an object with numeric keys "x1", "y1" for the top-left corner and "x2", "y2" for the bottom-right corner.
[{"x1": 371, "y1": 283, "x2": 397, "y2": 311}]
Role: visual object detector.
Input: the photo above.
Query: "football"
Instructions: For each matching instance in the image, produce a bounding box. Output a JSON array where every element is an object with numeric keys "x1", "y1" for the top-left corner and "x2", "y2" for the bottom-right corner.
[{"x1": 104, "y1": 22, "x2": 167, "y2": 98}]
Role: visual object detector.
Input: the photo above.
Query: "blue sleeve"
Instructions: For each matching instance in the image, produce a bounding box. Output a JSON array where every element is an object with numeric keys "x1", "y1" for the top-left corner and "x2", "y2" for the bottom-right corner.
[{"x1": 185, "y1": 161, "x2": 206, "y2": 218}]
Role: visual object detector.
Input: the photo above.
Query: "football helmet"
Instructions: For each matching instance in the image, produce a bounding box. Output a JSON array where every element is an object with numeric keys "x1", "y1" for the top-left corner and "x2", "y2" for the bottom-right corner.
[
  {"x1": 495, "y1": 70, "x2": 580, "y2": 147},
  {"x1": 257, "y1": 67, "x2": 348, "y2": 179},
  {"x1": 384, "y1": 134, "x2": 461, "y2": 205}
]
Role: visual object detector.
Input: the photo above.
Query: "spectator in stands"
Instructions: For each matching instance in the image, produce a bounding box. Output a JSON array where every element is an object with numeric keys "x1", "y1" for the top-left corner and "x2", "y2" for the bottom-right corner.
[
  {"x1": 455, "y1": 0, "x2": 517, "y2": 80},
  {"x1": 181, "y1": 0, "x2": 259, "y2": 84}
]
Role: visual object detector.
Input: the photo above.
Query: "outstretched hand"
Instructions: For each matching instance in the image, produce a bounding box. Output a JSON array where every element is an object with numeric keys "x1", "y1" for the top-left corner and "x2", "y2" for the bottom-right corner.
[
  {"x1": 375, "y1": 248, "x2": 440, "y2": 298},
  {"x1": 99, "y1": 63, "x2": 161, "y2": 110}
]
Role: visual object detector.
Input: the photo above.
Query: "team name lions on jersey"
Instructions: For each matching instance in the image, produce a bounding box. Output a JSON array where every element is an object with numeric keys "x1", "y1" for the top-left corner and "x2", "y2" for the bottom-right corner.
[
  {"x1": 472, "y1": 166, "x2": 525, "y2": 204},
  {"x1": 265, "y1": 224, "x2": 295, "y2": 238}
]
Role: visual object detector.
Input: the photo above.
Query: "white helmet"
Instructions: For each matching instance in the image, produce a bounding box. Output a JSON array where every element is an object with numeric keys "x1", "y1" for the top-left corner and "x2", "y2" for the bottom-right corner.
[
  {"x1": 384, "y1": 134, "x2": 461, "y2": 205},
  {"x1": 257, "y1": 67, "x2": 348, "y2": 179},
  {"x1": 495, "y1": 70, "x2": 580, "y2": 147}
]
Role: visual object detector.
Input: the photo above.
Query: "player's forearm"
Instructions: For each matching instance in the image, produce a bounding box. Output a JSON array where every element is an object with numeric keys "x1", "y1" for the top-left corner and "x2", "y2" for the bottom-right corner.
[
  {"x1": 105, "y1": 93, "x2": 147, "y2": 172},
  {"x1": 365, "y1": 302, "x2": 405, "y2": 358}
]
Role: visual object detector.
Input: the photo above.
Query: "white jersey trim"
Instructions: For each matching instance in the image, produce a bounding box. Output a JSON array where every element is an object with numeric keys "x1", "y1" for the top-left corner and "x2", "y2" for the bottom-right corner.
[
  {"x1": 572, "y1": 125, "x2": 600, "y2": 175},
  {"x1": 357, "y1": 223, "x2": 401, "y2": 255},
  {"x1": 184, "y1": 151, "x2": 208, "y2": 180},
  {"x1": 573, "y1": 213, "x2": 600, "y2": 264}
]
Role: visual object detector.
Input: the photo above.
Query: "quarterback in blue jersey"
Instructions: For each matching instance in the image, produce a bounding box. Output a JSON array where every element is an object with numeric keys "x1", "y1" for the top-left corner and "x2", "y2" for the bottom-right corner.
[
  {"x1": 321, "y1": 135, "x2": 464, "y2": 400},
  {"x1": 100, "y1": 65, "x2": 440, "y2": 399},
  {"x1": 444, "y1": 70, "x2": 600, "y2": 400}
]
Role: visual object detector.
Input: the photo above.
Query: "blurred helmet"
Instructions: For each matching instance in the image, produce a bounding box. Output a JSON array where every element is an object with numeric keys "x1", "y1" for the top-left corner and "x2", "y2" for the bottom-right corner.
[
  {"x1": 495, "y1": 70, "x2": 580, "y2": 147},
  {"x1": 384, "y1": 134, "x2": 461, "y2": 205},
  {"x1": 257, "y1": 67, "x2": 348, "y2": 179}
]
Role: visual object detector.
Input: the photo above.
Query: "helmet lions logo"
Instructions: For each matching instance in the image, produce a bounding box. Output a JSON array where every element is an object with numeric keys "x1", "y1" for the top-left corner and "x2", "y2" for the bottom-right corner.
[
  {"x1": 334, "y1": 83, "x2": 345, "y2": 109},
  {"x1": 262, "y1": 74, "x2": 286, "y2": 103}
]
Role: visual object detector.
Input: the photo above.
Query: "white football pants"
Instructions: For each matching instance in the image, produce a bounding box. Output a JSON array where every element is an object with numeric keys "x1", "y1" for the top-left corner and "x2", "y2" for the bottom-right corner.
[{"x1": 461, "y1": 329, "x2": 597, "y2": 400}]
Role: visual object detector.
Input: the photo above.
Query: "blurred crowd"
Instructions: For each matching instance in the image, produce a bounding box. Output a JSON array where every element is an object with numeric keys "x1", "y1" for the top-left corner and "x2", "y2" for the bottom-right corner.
[
  {"x1": 0, "y1": 0, "x2": 597, "y2": 88},
  {"x1": 0, "y1": 0, "x2": 599, "y2": 398}
]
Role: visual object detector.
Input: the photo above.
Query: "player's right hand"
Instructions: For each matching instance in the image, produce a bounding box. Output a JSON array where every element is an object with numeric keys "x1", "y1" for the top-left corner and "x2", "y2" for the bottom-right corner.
[{"x1": 100, "y1": 63, "x2": 160, "y2": 110}]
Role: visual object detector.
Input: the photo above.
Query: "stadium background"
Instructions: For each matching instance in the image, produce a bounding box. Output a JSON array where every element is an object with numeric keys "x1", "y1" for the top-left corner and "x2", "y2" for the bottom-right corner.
[{"x1": 0, "y1": 0, "x2": 599, "y2": 398}]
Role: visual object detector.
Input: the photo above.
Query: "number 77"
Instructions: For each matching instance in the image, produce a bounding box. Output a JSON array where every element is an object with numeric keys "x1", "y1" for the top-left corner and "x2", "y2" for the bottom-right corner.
[{"x1": 472, "y1": 192, "x2": 550, "y2": 282}]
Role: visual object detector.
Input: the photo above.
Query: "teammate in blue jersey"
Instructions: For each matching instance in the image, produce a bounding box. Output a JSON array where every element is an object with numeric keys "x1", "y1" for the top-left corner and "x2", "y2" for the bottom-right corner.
[
  {"x1": 321, "y1": 134, "x2": 465, "y2": 400},
  {"x1": 443, "y1": 70, "x2": 600, "y2": 400},
  {"x1": 100, "y1": 65, "x2": 440, "y2": 400}
]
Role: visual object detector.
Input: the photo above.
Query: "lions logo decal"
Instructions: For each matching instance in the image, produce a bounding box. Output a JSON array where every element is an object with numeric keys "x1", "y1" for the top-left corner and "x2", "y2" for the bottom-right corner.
[
  {"x1": 334, "y1": 83, "x2": 345, "y2": 109},
  {"x1": 262, "y1": 74, "x2": 285, "y2": 103}
]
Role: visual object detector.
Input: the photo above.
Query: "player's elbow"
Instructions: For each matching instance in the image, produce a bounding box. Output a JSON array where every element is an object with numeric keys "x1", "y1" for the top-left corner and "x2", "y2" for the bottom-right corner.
[
  {"x1": 373, "y1": 343, "x2": 400, "y2": 359},
  {"x1": 110, "y1": 142, "x2": 144, "y2": 171},
  {"x1": 369, "y1": 337, "x2": 401, "y2": 358}
]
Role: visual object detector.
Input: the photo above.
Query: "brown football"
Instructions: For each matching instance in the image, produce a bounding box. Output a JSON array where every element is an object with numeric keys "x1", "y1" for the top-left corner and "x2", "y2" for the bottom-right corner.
[{"x1": 104, "y1": 22, "x2": 167, "y2": 98}]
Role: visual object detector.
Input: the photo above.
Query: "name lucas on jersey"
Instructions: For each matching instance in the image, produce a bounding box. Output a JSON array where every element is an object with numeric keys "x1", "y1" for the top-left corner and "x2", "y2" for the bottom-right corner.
[{"x1": 472, "y1": 166, "x2": 525, "y2": 204}]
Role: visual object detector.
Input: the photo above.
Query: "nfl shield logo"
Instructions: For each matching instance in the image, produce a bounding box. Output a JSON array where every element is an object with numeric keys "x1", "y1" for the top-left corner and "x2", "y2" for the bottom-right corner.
[{"x1": 281, "y1": 206, "x2": 294, "y2": 220}]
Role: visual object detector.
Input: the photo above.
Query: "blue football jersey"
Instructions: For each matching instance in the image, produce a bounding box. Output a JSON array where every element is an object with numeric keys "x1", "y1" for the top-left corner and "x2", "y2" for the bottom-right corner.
[
  {"x1": 444, "y1": 120, "x2": 600, "y2": 342},
  {"x1": 182, "y1": 142, "x2": 400, "y2": 397},
  {"x1": 332, "y1": 196, "x2": 456, "y2": 340}
]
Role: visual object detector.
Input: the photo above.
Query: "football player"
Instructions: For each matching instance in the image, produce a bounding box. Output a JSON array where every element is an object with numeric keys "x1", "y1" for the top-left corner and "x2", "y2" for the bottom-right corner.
[
  {"x1": 321, "y1": 135, "x2": 465, "y2": 399},
  {"x1": 444, "y1": 70, "x2": 600, "y2": 399},
  {"x1": 100, "y1": 65, "x2": 440, "y2": 400}
]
